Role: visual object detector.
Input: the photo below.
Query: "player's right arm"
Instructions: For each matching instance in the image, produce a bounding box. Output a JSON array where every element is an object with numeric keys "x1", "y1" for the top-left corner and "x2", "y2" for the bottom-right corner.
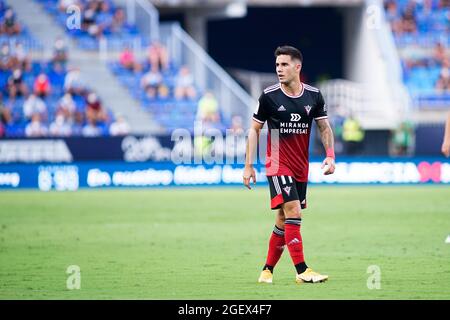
[
  {"x1": 244, "y1": 120, "x2": 264, "y2": 189},
  {"x1": 244, "y1": 94, "x2": 269, "y2": 189}
]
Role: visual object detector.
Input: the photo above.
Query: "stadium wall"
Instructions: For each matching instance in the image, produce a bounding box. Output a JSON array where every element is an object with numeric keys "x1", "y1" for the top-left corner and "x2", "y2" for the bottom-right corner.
[{"x1": 1, "y1": 158, "x2": 449, "y2": 190}]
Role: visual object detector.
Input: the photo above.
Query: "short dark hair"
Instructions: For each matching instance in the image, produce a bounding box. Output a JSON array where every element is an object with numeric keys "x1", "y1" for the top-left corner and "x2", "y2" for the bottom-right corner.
[{"x1": 274, "y1": 45, "x2": 303, "y2": 64}]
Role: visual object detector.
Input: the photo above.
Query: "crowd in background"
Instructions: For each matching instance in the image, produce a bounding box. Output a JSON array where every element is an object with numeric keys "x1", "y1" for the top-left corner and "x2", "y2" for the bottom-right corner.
[
  {"x1": 115, "y1": 41, "x2": 229, "y2": 133},
  {"x1": 0, "y1": 1, "x2": 122, "y2": 138},
  {"x1": 56, "y1": 0, "x2": 133, "y2": 39},
  {"x1": 384, "y1": 0, "x2": 450, "y2": 93}
]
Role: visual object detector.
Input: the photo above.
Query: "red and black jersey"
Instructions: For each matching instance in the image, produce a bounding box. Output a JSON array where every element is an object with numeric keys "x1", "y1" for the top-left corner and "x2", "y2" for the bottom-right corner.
[{"x1": 253, "y1": 82, "x2": 327, "y2": 182}]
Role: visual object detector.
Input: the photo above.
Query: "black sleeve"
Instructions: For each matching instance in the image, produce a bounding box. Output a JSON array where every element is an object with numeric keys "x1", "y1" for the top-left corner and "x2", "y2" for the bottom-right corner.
[
  {"x1": 252, "y1": 93, "x2": 270, "y2": 124},
  {"x1": 312, "y1": 91, "x2": 328, "y2": 120}
]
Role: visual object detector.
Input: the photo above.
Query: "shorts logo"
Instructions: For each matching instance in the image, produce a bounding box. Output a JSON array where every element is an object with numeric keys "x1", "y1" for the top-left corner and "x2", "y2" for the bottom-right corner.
[
  {"x1": 283, "y1": 186, "x2": 291, "y2": 196},
  {"x1": 290, "y1": 113, "x2": 301, "y2": 121},
  {"x1": 278, "y1": 105, "x2": 286, "y2": 111},
  {"x1": 304, "y1": 105, "x2": 312, "y2": 115}
]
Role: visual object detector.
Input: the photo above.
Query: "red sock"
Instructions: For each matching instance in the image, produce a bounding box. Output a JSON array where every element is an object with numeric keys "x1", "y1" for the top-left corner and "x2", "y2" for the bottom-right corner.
[
  {"x1": 264, "y1": 226, "x2": 285, "y2": 269},
  {"x1": 284, "y1": 218, "x2": 305, "y2": 265}
]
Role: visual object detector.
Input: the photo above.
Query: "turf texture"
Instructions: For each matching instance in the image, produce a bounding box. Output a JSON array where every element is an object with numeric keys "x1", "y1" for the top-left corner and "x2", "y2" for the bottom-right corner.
[{"x1": 0, "y1": 186, "x2": 449, "y2": 299}]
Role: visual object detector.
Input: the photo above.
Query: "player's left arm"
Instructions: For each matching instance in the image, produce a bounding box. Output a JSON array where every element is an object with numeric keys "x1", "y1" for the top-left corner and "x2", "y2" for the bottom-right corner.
[
  {"x1": 316, "y1": 118, "x2": 335, "y2": 175},
  {"x1": 442, "y1": 112, "x2": 450, "y2": 157}
]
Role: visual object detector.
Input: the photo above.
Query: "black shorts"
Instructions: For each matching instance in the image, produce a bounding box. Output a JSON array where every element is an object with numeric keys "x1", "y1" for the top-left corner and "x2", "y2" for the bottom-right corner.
[{"x1": 267, "y1": 175, "x2": 307, "y2": 210}]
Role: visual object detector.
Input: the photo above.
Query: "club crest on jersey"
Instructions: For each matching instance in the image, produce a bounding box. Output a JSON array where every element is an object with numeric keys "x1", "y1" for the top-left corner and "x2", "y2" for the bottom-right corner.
[
  {"x1": 278, "y1": 105, "x2": 286, "y2": 111},
  {"x1": 290, "y1": 113, "x2": 301, "y2": 121},
  {"x1": 283, "y1": 186, "x2": 291, "y2": 196},
  {"x1": 304, "y1": 105, "x2": 312, "y2": 115}
]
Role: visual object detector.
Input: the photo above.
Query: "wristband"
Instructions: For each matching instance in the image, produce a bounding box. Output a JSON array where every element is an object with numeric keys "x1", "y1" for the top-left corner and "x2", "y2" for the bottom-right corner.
[{"x1": 326, "y1": 148, "x2": 335, "y2": 159}]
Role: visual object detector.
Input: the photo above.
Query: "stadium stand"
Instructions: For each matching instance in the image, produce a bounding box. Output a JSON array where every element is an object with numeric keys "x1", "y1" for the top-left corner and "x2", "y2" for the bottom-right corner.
[
  {"x1": 30, "y1": 0, "x2": 239, "y2": 133},
  {"x1": 384, "y1": 0, "x2": 450, "y2": 108},
  {"x1": 34, "y1": 0, "x2": 147, "y2": 50},
  {"x1": 0, "y1": 1, "x2": 41, "y2": 51},
  {"x1": 108, "y1": 47, "x2": 228, "y2": 133},
  {"x1": 0, "y1": 0, "x2": 114, "y2": 137}
]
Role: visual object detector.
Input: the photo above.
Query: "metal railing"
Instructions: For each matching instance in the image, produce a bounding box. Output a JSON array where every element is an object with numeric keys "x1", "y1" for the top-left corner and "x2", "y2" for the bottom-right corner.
[
  {"x1": 160, "y1": 22, "x2": 255, "y2": 127},
  {"x1": 319, "y1": 79, "x2": 411, "y2": 129},
  {"x1": 366, "y1": 0, "x2": 411, "y2": 115},
  {"x1": 125, "y1": 0, "x2": 160, "y2": 43}
]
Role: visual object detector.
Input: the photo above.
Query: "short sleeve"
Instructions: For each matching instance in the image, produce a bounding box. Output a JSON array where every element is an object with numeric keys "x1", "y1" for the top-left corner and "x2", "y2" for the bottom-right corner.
[
  {"x1": 312, "y1": 91, "x2": 328, "y2": 121},
  {"x1": 252, "y1": 93, "x2": 270, "y2": 124}
]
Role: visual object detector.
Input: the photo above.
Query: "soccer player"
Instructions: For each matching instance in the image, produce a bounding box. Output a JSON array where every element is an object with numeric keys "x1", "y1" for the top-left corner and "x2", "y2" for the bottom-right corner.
[
  {"x1": 441, "y1": 112, "x2": 450, "y2": 157},
  {"x1": 243, "y1": 45, "x2": 335, "y2": 284}
]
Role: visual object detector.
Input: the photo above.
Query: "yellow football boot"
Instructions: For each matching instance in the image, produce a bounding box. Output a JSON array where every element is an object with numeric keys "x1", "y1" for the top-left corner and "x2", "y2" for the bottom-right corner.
[
  {"x1": 296, "y1": 268, "x2": 328, "y2": 283},
  {"x1": 258, "y1": 269, "x2": 273, "y2": 284}
]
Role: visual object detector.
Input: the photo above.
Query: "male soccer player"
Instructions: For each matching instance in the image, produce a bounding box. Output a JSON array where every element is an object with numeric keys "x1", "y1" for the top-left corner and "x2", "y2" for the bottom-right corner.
[
  {"x1": 441, "y1": 112, "x2": 450, "y2": 157},
  {"x1": 243, "y1": 45, "x2": 336, "y2": 284}
]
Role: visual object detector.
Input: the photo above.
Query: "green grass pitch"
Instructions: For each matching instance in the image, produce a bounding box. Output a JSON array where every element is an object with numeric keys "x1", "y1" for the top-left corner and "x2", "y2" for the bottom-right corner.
[{"x1": 0, "y1": 186, "x2": 449, "y2": 299}]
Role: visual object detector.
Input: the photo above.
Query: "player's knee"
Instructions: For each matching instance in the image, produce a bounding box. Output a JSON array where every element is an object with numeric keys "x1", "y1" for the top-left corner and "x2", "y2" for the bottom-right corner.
[
  {"x1": 277, "y1": 209, "x2": 285, "y2": 222},
  {"x1": 276, "y1": 209, "x2": 286, "y2": 228},
  {"x1": 282, "y1": 201, "x2": 301, "y2": 218}
]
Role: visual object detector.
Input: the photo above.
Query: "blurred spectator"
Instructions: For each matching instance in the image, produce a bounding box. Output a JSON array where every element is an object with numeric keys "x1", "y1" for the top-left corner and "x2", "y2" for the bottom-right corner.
[
  {"x1": 385, "y1": 1, "x2": 403, "y2": 35},
  {"x1": 174, "y1": 66, "x2": 196, "y2": 100},
  {"x1": 13, "y1": 42, "x2": 31, "y2": 72},
  {"x1": 0, "y1": 95, "x2": 12, "y2": 137},
  {"x1": 140, "y1": 68, "x2": 165, "y2": 99},
  {"x1": 110, "y1": 7, "x2": 126, "y2": 34},
  {"x1": 7, "y1": 69, "x2": 28, "y2": 99},
  {"x1": 64, "y1": 67, "x2": 86, "y2": 95},
  {"x1": 391, "y1": 121, "x2": 414, "y2": 156},
  {"x1": 86, "y1": 92, "x2": 107, "y2": 123},
  {"x1": 52, "y1": 37, "x2": 68, "y2": 65},
  {"x1": 439, "y1": 0, "x2": 450, "y2": 9},
  {"x1": 23, "y1": 94, "x2": 47, "y2": 120},
  {"x1": 82, "y1": 117, "x2": 102, "y2": 137},
  {"x1": 49, "y1": 61, "x2": 67, "y2": 85},
  {"x1": 33, "y1": 73, "x2": 51, "y2": 98},
  {"x1": 109, "y1": 113, "x2": 130, "y2": 136},
  {"x1": 71, "y1": 110, "x2": 85, "y2": 135},
  {"x1": 401, "y1": 5, "x2": 417, "y2": 34},
  {"x1": 384, "y1": 0, "x2": 398, "y2": 22},
  {"x1": 119, "y1": 47, "x2": 141, "y2": 73},
  {"x1": 433, "y1": 42, "x2": 447, "y2": 65},
  {"x1": 230, "y1": 115, "x2": 244, "y2": 135},
  {"x1": 0, "y1": 42, "x2": 15, "y2": 70},
  {"x1": 342, "y1": 114, "x2": 365, "y2": 155},
  {"x1": 57, "y1": 93, "x2": 76, "y2": 122},
  {"x1": 157, "y1": 85, "x2": 170, "y2": 101},
  {"x1": 0, "y1": 8, "x2": 21, "y2": 35},
  {"x1": 25, "y1": 113, "x2": 48, "y2": 137},
  {"x1": 196, "y1": 91, "x2": 219, "y2": 124},
  {"x1": 435, "y1": 58, "x2": 450, "y2": 91},
  {"x1": 58, "y1": 0, "x2": 82, "y2": 13},
  {"x1": 96, "y1": 1, "x2": 114, "y2": 36},
  {"x1": 82, "y1": 4, "x2": 100, "y2": 38},
  {"x1": 49, "y1": 112, "x2": 72, "y2": 137},
  {"x1": 146, "y1": 42, "x2": 169, "y2": 72}
]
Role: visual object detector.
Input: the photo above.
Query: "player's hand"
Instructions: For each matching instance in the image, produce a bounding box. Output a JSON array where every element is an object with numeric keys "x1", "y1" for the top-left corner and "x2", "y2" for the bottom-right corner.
[
  {"x1": 321, "y1": 157, "x2": 335, "y2": 175},
  {"x1": 442, "y1": 140, "x2": 450, "y2": 158},
  {"x1": 243, "y1": 166, "x2": 256, "y2": 189}
]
